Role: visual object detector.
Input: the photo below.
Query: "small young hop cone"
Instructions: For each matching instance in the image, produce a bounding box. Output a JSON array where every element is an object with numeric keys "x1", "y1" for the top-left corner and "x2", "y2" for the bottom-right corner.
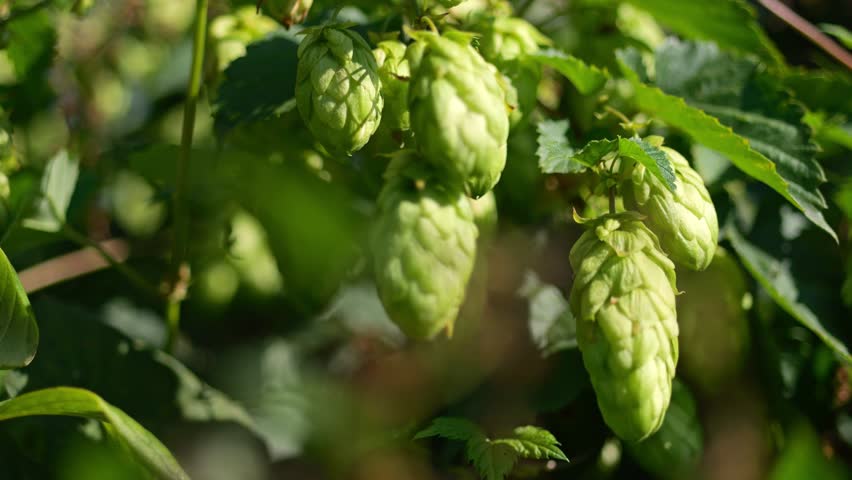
[{"x1": 296, "y1": 26, "x2": 384, "y2": 156}]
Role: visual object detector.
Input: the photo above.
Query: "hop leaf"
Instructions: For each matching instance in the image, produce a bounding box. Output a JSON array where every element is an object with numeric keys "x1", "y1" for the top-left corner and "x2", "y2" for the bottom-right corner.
[
  {"x1": 407, "y1": 31, "x2": 510, "y2": 198},
  {"x1": 372, "y1": 158, "x2": 478, "y2": 340},
  {"x1": 569, "y1": 213, "x2": 678, "y2": 442},
  {"x1": 296, "y1": 26, "x2": 384, "y2": 155},
  {"x1": 623, "y1": 146, "x2": 718, "y2": 271},
  {"x1": 415, "y1": 417, "x2": 569, "y2": 480}
]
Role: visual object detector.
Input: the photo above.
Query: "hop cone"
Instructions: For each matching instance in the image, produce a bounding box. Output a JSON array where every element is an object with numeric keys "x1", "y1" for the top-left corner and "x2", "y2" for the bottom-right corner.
[
  {"x1": 677, "y1": 247, "x2": 750, "y2": 394},
  {"x1": 407, "y1": 31, "x2": 509, "y2": 198},
  {"x1": 569, "y1": 213, "x2": 678, "y2": 442},
  {"x1": 623, "y1": 146, "x2": 718, "y2": 271},
  {"x1": 372, "y1": 158, "x2": 478, "y2": 340},
  {"x1": 296, "y1": 27, "x2": 384, "y2": 155},
  {"x1": 263, "y1": 0, "x2": 313, "y2": 28},
  {"x1": 626, "y1": 380, "x2": 702, "y2": 478},
  {"x1": 371, "y1": 40, "x2": 412, "y2": 151},
  {"x1": 476, "y1": 16, "x2": 548, "y2": 126}
]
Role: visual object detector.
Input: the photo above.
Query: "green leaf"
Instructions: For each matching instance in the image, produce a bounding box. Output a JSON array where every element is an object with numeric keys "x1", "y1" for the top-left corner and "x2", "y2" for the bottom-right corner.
[
  {"x1": 0, "y1": 387, "x2": 189, "y2": 480},
  {"x1": 0, "y1": 247, "x2": 38, "y2": 369},
  {"x1": 820, "y1": 24, "x2": 852, "y2": 49},
  {"x1": 780, "y1": 69, "x2": 852, "y2": 117},
  {"x1": 624, "y1": 0, "x2": 783, "y2": 64},
  {"x1": 568, "y1": 137, "x2": 676, "y2": 191},
  {"x1": 415, "y1": 417, "x2": 568, "y2": 480},
  {"x1": 494, "y1": 426, "x2": 570, "y2": 462},
  {"x1": 23, "y1": 149, "x2": 79, "y2": 233},
  {"x1": 617, "y1": 41, "x2": 835, "y2": 241},
  {"x1": 726, "y1": 225, "x2": 851, "y2": 362},
  {"x1": 530, "y1": 49, "x2": 608, "y2": 95},
  {"x1": 414, "y1": 416, "x2": 484, "y2": 442},
  {"x1": 468, "y1": 440, "x2": 518, "y2": 480},
  {"x1": 6, "y1": 10, "x2": 56, "y2": 79},
  {"x1": 536, "y1": 120, "x2": 582, "y2": 174},
  {"x1": 618, "y1": 137, "x2": 676, "y2": 191},
  {"x1": 214, "y1": 33, "x2": 300, "y2": 136}
]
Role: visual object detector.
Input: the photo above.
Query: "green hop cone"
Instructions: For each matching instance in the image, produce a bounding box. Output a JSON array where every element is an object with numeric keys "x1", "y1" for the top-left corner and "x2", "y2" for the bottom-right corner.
[
  {"x1": 372, "y1": 157, "x2": 479, "y2": 340},
  {"x1": 623, "y1": 146, "x2": 718, "y2": 271},
  {"x1": 407, "y1": 31, "x2": 509, "y2": 198},
  {"x1": 263, "y1": 0, "x2": 313, "y2": 28},
  {"x1": 371, "y1": 40, "x2": 412, "y2": 151},
  {"x1": 296, "y1": 26, "x2": 384, "y2": 156},
  {"x1": 476, "y1": 16, "x2": 549, "y2": 127},
  {"x1": 626, "y1": 380, "x2": 702, "y2": 479},
  {"x1": 678, "y1": 247, "x2": 750, "y2": 394},
  {"x1": 569, "y1": 213, "x2": 678, "y2": 442}
]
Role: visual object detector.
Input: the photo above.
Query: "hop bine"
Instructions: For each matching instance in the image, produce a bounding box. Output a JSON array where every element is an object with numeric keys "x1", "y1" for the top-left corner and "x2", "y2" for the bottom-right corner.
[{"x1": 569, "y1": 213, "x2": 678, "y2": 442}]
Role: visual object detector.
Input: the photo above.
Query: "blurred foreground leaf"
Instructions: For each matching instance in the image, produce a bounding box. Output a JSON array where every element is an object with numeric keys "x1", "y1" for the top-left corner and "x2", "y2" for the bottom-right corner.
[{"x1": 0, "y1": 387, "x2": 189, "y2": 480}]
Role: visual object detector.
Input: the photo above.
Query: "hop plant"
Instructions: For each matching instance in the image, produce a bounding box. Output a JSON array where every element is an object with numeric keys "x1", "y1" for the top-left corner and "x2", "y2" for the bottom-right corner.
[
  {"x1": 262, "y1": 0, "x2": 313, "y2": 28},
  {"x1": 372, "y1": 157, "x2": 479, "y2": 340},
  {"x1": 475, "y1": 16, "x2": 549, "y2": 127},
  {"x1": 623, "y1": 146, "x2": 718, "y2": 271},
  {"x1": 677, "y1": 247, "x2": 750, "y2": 394},
  {"x1": 569, "y1": 213, "x2": 678, "y2": 442},
  {"x1": 407, "y1": 31, "x2": 509, "y2": 198},
  {"x1": 296, "y1": 26, "x2": 384, "y2": 156},
  {"x1": 371, "y1": 40, "x2": 412, "y2": 151}
]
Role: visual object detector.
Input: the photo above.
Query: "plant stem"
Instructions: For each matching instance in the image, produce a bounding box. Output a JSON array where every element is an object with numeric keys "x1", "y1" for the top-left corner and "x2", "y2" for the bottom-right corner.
[
  {"x1": 757, "y1": 0, "x2": 852, "y2": 71},
  {"x1": 608, "y1": 186, "x2": 616, "y2": 215},
  {"x1": 62, "y1": 225, "x2": 161, "y2": 299},
  {"x1": 168, "y1": 0, "x2": 209, "y2": 351}
]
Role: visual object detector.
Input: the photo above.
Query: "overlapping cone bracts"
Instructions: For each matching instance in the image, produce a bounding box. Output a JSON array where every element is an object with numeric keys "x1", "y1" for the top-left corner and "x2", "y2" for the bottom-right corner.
[
  {"x1": 623, "y1": 146, "x2": 718, "y2": 271},
  {"x1": 371, "y1": 40, "x2": 412, "y2": 151},
  {"x1": 407, "y1": 31, "x2": 509, "y2": 198},
  {"x1": 296, "y1": 27, "x2": 384, "y2": 156},
  {"x1": 372, "y1": 158, "x2": 479, "y2": 340},
  {"x1": 569, "y1": 213, "x2": 678, "y2": 442}
]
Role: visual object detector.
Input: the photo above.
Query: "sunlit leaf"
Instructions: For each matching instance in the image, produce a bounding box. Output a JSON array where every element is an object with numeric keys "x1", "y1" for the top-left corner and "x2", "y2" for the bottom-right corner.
[{"x1": 0, "y1": 387, "x2": 189, "y2": 480}]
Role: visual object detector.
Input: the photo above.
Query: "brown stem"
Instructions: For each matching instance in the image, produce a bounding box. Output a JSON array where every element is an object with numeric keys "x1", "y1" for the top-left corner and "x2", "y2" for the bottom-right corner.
[
  {"x1": 757, "y1": 0, "x2": 852, "y2": 71},
  {"x1": 19, "y1": 239, "x2": 131, "y2": 294}
]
